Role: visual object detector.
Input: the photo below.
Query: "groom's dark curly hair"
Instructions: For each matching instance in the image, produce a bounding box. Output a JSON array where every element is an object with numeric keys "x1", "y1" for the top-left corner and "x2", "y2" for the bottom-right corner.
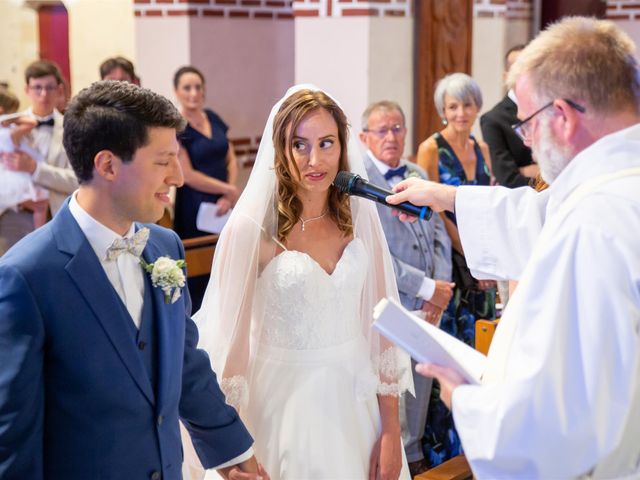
[{"x1": 63, "y1": 80, "x2": 186, "y2": 183}]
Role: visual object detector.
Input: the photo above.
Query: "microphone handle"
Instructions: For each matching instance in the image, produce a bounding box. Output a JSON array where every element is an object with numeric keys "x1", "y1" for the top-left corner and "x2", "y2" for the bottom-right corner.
[{"x1": 356, "y1": 181, "x2": 433, "y2": 221}]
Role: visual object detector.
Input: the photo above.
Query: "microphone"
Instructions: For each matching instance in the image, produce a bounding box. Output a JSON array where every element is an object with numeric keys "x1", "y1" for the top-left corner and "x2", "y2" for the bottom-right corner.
[{"x1": 333, "y1": 171, "x2": 432, "y2": 221}]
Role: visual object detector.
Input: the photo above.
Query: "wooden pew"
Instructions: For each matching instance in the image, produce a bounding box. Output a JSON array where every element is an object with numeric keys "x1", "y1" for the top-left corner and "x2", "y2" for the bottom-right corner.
[
  {"x1": 475, "y1": 319, "x2": 499, "y2": 356},
  {"x1": 416, "y1": 455, "x2": 472, "y2": 480},
  {"x1": 182, "y1": 235, "x2": 218, "y2": 278}
]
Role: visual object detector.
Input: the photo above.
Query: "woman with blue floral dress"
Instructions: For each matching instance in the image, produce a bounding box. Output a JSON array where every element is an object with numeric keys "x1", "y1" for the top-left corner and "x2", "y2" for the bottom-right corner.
[{"x1": 416, "y1": 73, "x2": 497, "y2": 467}]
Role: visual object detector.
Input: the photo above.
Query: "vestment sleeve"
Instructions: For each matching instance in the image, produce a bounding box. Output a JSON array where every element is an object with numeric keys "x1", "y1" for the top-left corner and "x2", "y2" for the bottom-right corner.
[
  {"x1": 455, "y1": 185, "x2": 546, "y2": 280},
  {"x1": 451, "y1": 223, "x2": 640, "y2": 478}
]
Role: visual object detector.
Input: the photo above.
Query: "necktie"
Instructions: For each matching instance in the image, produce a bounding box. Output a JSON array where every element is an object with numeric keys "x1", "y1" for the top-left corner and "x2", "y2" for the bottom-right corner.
[
  {"x1": 36, "y1": 118, "x2": 54, "y2": 128},
  {"x1": 104, "y1": 227, "x2": 150, "y2": 262},
  {"x1": 384, "y1": 165, "x2": 407, "y2": 180}
]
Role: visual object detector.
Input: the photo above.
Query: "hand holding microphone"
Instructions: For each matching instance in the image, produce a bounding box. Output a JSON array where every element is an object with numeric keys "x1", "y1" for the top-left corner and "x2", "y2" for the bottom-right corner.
[
  {"x1": 333, "y1": 172, "x2": 433, "y2": 221},
  {"x1": 386, "y1": 177, "x2": 458, "y2": 219}
]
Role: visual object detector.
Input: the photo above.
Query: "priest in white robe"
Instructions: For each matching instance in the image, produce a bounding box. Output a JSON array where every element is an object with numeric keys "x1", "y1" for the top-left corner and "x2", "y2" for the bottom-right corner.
[{"x1": 388, "y1": 17, "x2": 640, "y2": 479}]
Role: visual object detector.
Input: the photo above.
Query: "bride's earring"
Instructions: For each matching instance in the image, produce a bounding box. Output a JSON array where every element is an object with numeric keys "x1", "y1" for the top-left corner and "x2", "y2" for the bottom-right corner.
[{"x1": 442, "y1": 118, "x2": 448, "y2": 125}]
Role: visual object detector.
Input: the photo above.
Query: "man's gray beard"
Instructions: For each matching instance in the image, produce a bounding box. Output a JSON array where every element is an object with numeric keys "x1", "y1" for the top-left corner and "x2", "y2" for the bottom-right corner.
[{"x1": 534, "y1": 116, "x2": 573, "y2": 184}]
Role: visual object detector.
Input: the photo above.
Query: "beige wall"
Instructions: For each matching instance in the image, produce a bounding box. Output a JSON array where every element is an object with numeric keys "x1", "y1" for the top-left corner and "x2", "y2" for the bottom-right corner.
[
  {"x1": 369, "y1": 17, "x2": 414, "y2": 148},
  {"x1": 189, "y1": 18, "x2": 295, "y2": 138},
  {"x1": 472, "y1": 16, "x2": 532, "y2": 139},
  {"x1": 67, "y1": 0, "x2": 136, "y2": 95},
  {"x1": 0, "y1": 0, "x2": 135, "y2": 109},
  {"x1": 296, "y1": 18, "x2": 370, "y2": 135},
  {"x1": 614, "y1": 19, "x2": 640, "y2": 60},
  {"x1": 0, "y1": 2, "x2": 38, "y2": 110},
  {"x1": 296, "y1": 17, "x2": 414, "y2": 153},
  {"x1": 135, "y1": 16, "x2": 191, "y2": 99}
]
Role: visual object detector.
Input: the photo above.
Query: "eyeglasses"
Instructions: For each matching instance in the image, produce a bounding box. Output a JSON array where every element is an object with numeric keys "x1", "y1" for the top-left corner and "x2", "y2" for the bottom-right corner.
[
  {"x1": 512, "y1": 99, "x2": 586, "y2": 141},
  {"x1": 363, "y1": 124, "x2": 406, "y2": 138},
  {"x1": 28, "y1": 84, "x2": 58, "y2": 94}
]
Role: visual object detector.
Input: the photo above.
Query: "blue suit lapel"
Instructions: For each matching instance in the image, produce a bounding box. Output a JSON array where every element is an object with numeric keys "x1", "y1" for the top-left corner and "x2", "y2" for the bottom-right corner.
[
  {"x1": 53, "y1": 204, "x2": 155, "y2": 405},
  {"x1": 140, "y1": 228, "x2": 183, "y2": 410}
]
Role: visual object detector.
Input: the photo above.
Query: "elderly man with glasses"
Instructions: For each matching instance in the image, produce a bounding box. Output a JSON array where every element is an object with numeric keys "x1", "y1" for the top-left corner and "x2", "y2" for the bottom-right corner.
[
  {"x1": 387, "y1": 17, "x2": 640, "y2": 479},
  {"x1": 359, "y1": 100, "x2": 453, "y2": 477}
]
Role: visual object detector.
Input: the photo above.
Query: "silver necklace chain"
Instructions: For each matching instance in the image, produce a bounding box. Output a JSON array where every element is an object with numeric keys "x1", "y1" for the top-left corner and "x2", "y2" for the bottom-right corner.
[{"x1": 300, "y1": 209, "x2": 329, "y2": 232}]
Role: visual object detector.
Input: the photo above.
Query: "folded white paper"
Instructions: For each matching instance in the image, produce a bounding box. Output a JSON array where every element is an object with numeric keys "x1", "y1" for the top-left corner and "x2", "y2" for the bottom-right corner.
[
  {"x1": 196, "y1": 202, "x2": 232, "y2": 234},
  {"x1": 373, "y1": 297, "x2": 487, "y2": 384}
]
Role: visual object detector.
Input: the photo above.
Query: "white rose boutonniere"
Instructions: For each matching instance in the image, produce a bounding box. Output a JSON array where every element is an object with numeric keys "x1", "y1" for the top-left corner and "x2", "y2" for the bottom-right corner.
[
  {"x1": 140, "y1": 256, "x2": 186, "y2": 304},
  {"x1": 405, "y1": 170, "x2": 422, "y2": 180}
]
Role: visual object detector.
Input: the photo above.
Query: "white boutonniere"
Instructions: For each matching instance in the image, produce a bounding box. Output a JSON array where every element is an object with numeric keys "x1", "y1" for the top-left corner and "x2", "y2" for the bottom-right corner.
[
  {"x1": 140, "y1": 256, "x2": 186, "y2": 304},
  {"x1": 405, "y1": 170, "x2": 422, "y2": 180}
]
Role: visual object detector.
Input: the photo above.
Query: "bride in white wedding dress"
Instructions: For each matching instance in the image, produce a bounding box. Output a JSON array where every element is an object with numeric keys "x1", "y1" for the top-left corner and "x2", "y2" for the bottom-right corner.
[{"x1": 189, "y1": 86, "x2": 413, "y2": 480}]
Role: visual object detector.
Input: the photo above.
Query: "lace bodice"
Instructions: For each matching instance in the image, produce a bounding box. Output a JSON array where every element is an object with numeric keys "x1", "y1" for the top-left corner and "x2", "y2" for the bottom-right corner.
[{"x1": 257, "y1": 238, "x2": 367, "y2": 349}]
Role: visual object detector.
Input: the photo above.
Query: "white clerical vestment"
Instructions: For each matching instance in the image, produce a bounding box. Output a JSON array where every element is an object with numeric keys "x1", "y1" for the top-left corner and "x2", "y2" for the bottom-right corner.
[{"x1": 451, "y1": 123, "x2": 640, "y2": 479}]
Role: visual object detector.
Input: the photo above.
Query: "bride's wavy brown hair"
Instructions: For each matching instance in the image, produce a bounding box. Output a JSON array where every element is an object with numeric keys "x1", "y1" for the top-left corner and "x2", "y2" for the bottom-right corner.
[{"x1": 272, "y1": 89, "x2": 353, "y2": 242}]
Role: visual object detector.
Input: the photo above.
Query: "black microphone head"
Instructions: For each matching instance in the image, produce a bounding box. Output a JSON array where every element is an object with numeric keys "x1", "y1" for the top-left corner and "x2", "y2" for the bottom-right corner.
[{"x1": 333, "y1": 171, "x2": 359, "y2": 194}]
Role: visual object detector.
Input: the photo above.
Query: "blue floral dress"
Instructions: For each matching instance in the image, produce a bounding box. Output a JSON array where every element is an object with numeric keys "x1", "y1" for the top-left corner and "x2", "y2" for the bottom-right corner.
[{"x1": 422, "y1": 132, "x2": 496, "y2": 467}]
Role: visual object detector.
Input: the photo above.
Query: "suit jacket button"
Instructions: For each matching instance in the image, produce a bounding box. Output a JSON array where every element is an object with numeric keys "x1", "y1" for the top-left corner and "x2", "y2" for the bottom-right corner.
[
  {"x1": 412, "y1": 244, "x2": 418, "y2": 250},
  {"x1": 157, "y1": 415, "x2": 163, "y2": 426},
  {"x1": 138, "y1": 341, "x2": 146, "y2": 350},
  {"x1": 150, "y1": 471, "x2": 161, "y2": 480}
]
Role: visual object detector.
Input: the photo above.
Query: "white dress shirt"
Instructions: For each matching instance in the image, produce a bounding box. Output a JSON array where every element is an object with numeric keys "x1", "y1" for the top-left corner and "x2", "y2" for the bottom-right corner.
[
  {"x1": 69, "y1": 193, "x2": 254, "y2": 470},
  {"x1": 367, "y1": 150, "x2": 436, "y2": 301},
  {"x1": 27, "y1": 107, "x2": 54, "y2": 163},
  {"x1": 69, "y1": 193, "x2": 145, "y2": 328}
]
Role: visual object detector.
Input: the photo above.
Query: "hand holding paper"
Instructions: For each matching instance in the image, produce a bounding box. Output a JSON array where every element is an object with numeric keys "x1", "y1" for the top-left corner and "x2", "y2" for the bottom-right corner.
[
  {"x1": 196, "y1": 201, "x2": 232, "y2": 234},
  {"x1": 373, "y1": 297, "x2": 487, "y2": 385},
  {"x1": 415, "y1": 363, "x2": 466, "y2": 409}
]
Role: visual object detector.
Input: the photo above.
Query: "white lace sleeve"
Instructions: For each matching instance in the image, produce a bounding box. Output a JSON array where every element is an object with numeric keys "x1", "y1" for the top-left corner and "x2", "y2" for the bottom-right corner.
[
  {"x1": 220, "y1": 375, "x2": 249, "y2": 411},
  {"x1": 374, "y1": 346, "x2": 409, "y2": 396}
]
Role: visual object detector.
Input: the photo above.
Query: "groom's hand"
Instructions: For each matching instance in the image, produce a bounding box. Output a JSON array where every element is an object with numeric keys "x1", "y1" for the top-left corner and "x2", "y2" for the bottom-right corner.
[
  {"x1": 227, "y1": 463, "x2": 269, "y2": 480},
  {"x1": 219, "y1": 457, "x2": 270, "y2": 480}
]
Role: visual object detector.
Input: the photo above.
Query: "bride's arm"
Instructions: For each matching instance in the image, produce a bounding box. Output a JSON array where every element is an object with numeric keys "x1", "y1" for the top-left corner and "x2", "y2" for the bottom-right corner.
[{"x1": 369, "y1": 395, "x2": 403, "y2": 480}]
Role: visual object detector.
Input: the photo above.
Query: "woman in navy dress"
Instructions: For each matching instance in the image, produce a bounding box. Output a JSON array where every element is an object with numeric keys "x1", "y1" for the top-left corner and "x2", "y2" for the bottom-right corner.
[
  {"x1": 173, "y1": 66, "x2": 239, "y2": 309},
  {"x1": 416, "y1": 73, "x2": 496, "y2": 467}
]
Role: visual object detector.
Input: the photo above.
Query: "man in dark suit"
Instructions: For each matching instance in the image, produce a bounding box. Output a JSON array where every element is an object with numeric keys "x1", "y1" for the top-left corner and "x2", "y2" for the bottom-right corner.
[
  {"x1": 360, "y1": 100, "x2": 453, "y2": 477},
  {"x1": 480, "y1": 45, "x2": 538, "y2": 188},
  {"x1": 0, "y1": 81, "x2": 264, "y2": 479}
]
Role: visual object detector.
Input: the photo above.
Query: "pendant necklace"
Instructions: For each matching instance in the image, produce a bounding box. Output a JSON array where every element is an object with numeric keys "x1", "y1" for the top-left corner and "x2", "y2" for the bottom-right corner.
[{"x1": 300, "y1": 209, "x2": 329, "y2": 232}]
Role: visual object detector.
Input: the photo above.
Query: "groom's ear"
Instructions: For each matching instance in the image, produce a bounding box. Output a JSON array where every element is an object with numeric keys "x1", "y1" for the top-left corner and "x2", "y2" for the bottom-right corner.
[{"x1": 93, "y1": 150, "x2": 118, "y2": 181}]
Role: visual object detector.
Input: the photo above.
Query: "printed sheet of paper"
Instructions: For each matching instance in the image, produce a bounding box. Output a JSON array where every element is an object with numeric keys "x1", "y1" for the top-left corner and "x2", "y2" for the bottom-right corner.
[
  {"x1": 373, "y1": 297, "x2": 487, "y2": 384},
  {"x1": 196, "y1": 202, "x2": 232, "y2": 234}
]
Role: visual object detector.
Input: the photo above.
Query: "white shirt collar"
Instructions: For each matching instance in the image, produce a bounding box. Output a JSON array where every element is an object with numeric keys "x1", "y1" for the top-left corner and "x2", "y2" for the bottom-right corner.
[
  {"x1": 547, "y1": 123, "x2": 640, "y2": 204},
  {"x1": 507, "y1": 89, "x2": 518, "y2": 105},
  {"x1": 26, "y1": 106, "x2": 55, "y2": 122},
  {"x1": 68, "y1": 192, "x2": 136, "y2": 261},
  {"x1": 367, "y1": 149, "x2": 402, "y2": 176}
]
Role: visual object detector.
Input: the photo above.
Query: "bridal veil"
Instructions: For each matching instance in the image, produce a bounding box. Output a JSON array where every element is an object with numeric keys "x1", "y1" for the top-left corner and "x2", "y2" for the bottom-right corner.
[{"x1": 193, "y1": 85, "x2": 414, "y2": 412}]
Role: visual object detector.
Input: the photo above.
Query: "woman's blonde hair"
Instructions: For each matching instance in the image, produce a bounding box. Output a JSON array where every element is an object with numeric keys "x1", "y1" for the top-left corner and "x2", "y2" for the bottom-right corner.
[{"x1": 272, "y1": 89, "x2": 353, "y2": 242}]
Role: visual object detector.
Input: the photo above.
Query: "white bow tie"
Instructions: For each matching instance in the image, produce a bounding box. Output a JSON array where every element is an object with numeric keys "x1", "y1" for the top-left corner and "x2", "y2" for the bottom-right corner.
[{"x1": 104, "y1": 227, "x2": 150, "y2": 262}]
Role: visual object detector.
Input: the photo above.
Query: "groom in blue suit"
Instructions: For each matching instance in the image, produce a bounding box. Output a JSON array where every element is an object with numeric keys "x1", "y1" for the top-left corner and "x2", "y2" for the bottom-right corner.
[
  {"x1": 0, "y1": 81, "x2": 262, "y2": 479},
  {"x1": 360, "y1": 101, "x2": 453, "y2": 477}
]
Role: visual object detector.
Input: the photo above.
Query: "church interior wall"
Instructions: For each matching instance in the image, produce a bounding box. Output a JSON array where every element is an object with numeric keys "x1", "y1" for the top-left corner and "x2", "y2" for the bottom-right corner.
[
  {"x1": 0, "y1": 2, "x2": 39, "y2": 109},
  {"x1": 68, "y1": 0, "x2": 136, "y2": 97}
]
